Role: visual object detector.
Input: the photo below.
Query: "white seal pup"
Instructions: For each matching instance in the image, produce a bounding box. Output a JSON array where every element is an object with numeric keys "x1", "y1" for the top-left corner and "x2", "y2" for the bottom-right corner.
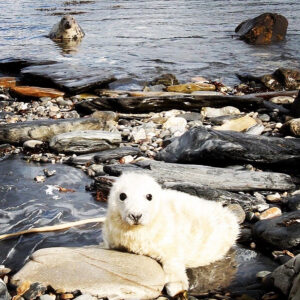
[
  {"x1": 49, "y1": 15, "x2": 85, "y2": 41},
  {"x1": 103, "y1": 173, "x2": 240, "y2": 297}
]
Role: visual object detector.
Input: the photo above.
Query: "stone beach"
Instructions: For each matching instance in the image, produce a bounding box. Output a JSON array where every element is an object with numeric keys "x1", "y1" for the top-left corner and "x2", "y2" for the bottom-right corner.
[{"x1": 0, "y1": 67, "x2": 300, "y2": 300}]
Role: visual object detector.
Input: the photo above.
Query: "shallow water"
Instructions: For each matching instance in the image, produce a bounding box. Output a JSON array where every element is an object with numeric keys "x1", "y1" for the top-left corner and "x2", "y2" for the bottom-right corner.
[
  {"x1": 0, "y1": 155, "x2": 104, "y2": 271},
  {"x1": 0, "y1": 0, "x2": 299, "y2": 86}
]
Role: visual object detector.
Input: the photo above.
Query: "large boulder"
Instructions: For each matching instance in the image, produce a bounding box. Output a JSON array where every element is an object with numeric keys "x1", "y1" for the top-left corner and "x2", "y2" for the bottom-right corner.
[{"x1": 235, "y1": 13, "x2": 288, "y2": 45}]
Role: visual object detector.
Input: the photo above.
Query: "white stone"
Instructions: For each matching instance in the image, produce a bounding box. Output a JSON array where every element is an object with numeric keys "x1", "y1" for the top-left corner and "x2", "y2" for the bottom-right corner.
[
  {"x1": 162, "y1": 117, "x2": 187, "y2": 134},
  {"x1": 23, "y1": 140, "x2": 43, "y2": 149},
  {"x1": 201, "y1": 106, "x2": 240, "y2": 118}
]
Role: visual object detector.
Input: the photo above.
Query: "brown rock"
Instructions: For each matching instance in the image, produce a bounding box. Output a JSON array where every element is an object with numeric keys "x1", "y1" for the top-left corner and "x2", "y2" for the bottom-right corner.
[
  {"x1": 235, "y1": 13, "x2": 288, "y2": 45},
  {"x1": 259, "y1": 207, "x2": 282, "y2": 220},
  {"x1": 0, "y1": 77, "x2": 16, "y2": 88},
  {"x1": 273, "y1": 68, "x2": 300, "y2": 90},
  {"x1": 11, "y1": 86, "x2": 65, "y2": 99},
  {"x1": 167, "y1": 83, "x2": 216, "y2": 93},
  {"x1": 213, "y1": 115, "x2": 257, "y2": 132},
  {"x1": 150, "y1": 73, "x2": 179, "y2": 86}
]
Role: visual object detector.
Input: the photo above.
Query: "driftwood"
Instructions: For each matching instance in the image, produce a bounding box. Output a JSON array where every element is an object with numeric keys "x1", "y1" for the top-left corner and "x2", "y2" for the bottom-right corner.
[
  {"x1": 75, "y1": 94, "x2": 263, "y2": 114},
  {"x1": 156, "y1": 126, "x2": 300, "y2": 167},
  {"x1": 0, "y1": 217, "x2": 105, "y2": 241},
  {"x1": 103, "y1": 160, "x2": 295, "y2": 192}
]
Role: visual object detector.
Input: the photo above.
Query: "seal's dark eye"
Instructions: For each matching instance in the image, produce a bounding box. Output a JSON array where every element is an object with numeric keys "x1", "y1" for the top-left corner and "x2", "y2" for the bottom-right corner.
[
  {"x1": 119, "y1": 193, "x2": 127, "y2": 201},
  {"x1": 146, "y1": 194, "x2": 152, "y2": 201}
]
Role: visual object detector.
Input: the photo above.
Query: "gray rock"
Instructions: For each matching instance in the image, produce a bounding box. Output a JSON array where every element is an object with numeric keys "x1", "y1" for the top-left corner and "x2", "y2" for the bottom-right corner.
[
  {"x1": 0, "y1": 279, "x2": 10, "y2": 300},
  {"x1": 245, "y1": 124, "x2": 265, "y2": 135},
  {"x1": 227, "y1": 204, "x2": 246, "y2": 224},
  {"x1": 11, "y1": 247, "x2": 165, "y2": 300},
  {"x1": 104, "y1": 159, "x2": 295, "y2": 192},
  {"x1": 253, "y1": 211, "x2": 300, "y2": 250},
  {"x1": 156, "y1": 126, "x2": 300, "y2": 167},
  {"x1": 178, "y1": 112, "x2": 203, "y2": 122},
  {"x1": 49, "y1": 130, "x2": 121, "y2": 154},
  {"x1": 287, "y1": 194, "x2": 300, "y2": 211},
  {"x1": 23, "y1": 282, "x2": 47, "y2": 300},
  {"x1": 0, "y1": 118, "x2": 110, "y2": 144},
  {"x1": 270, "y1": 254, "x2": 300, "y2": 297}
]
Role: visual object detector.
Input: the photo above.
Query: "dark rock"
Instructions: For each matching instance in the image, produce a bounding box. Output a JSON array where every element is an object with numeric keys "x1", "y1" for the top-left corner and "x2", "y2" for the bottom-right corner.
[
  {"x1": 0, "y1": 279, "x2": 10, "y2": 300},
  {"x1": 291, "y1": 91, "x2": 300, "y2": 117},
  {"x1": 23, "y1": 282, "x2": 47, "y2": 300},
  {"x1": 75, "y1": 94, "x2": 263, "y2": 114},
  {"x1": 68, "y1": 147, "x2": 140, "y2": 165},
  {"x1": 287, "y1": 194, "x2": 300, "y2": 211},
  {"x1": 274, "y1": 68, "x2": 300, "y2": 90},
  {"x1": 187, "y1": 248, "x2": 237, "y2": 295},
  {"x1": 270, "y1": 254, "x2": 300, "y2": 297},
  {"x1": 0, "y1": 117, "x2": 111, "y2": 144},
  {"x1": 229, "y1": 247, "x2": 279, "y2": 290},
  {"x1": 150, "y1": 73, "x2": 179, "y2": 87},
  {"x1": 156, "y1": 126, "x2": 300, "y2": 167},
  {"x1": 21, "y1": 62, "x2": 116, "y2": 94},
  {"x1": 253, "y1": 211, "x2": 300, "y2": 250},
  {"x1": 103, "y1": 159, "x2": 294, "y2": 192},
  {"x1": 94, "y1": 147, "x2": 140, "y2": 163},
  {"x1": 235, "y1": 13, "x2": 288, "y2": 45}
]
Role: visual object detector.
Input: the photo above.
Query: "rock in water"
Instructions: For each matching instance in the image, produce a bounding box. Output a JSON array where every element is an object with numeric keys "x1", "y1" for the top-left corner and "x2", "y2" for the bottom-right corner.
[
  {"x1": 0, "y1": 279, "x2": 10, "y2": 300},
  {"x1": 49, "y1": 130, "x2": 122, "y2": 154},
  {"x1": 156, "y1": 126, "x2": 300, "y2": 166},
  {"x1": 11, "y1": 247, "x2": 165, "y2": 300},
  {"x1": 49, "y1": 15, "x2": 85, "y2": 41},
  {"x1": 235, "y1": 13, "x2": 288, "y2": 45}
]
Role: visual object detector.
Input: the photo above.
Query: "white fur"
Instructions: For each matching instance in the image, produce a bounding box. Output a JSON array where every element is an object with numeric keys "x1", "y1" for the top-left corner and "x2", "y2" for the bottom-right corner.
[
  {"x1": 49, "y1": 15, "x2": 85, "y2": 41},
  {"x1": 103, "y1": 173, "x2": 240, "y2": 297}
]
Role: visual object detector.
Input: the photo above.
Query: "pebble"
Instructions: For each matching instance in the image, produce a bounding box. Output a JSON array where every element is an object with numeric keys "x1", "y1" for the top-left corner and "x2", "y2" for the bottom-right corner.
[
  {"x1": 256, "y1": 270, "x2": 271, "y2": 279},
  {"x1": 266, "y1": 193, "x2": 281, "y2": 202},
  {"x1": 43, "y1": 169, "x2": 56, "y2": 177},
  {"x1": 61, "y1": 293, "x2": 74, "y2": 299},
  {"x1": 39, "y1": 295, "x2": 56, "y2": 300},
  {"x1": 259, "y1": 207, "x2": 282, "y2": 220},
  {"x1": 162, "y1": 116, "x2": 187, "y2": 134},
  {"x1": 227, "y1": 204, "x2": 246, "y2": 224},
  {"x1": 23, "y1": 282, "x2": 47, "y2": 300},
  {"x1": 74, "y1": 295, "x2": 96, "y2": 300},
  {"x1": 34, "y1": 175, "x2": 46, "y2": 183}
]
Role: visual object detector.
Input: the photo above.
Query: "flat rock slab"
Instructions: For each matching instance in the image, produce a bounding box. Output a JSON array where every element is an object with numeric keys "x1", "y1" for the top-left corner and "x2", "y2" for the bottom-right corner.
[
  {"x1": 21, "y1": 62, "x2": 116, "y2": 94},
  {"x1": 75, "y1": 94, "x2": 263, "y2": 114},
  {"x1": 0, "y1": 118, "x2": 110, "y2": 144},
  {"x1": 50, "y1": 130, "x2": 121, "y2": 154},
  {"x1": 156, "y1": 126, "x2": 300, "y2": 166},
  {"x1": 11, "y1": 86, "x2": 65, "y2": 99},
  {"x1": 11, "y1": 247, "x2": 165, "y2": 300},
  {"x1": 103, "y1": 160, "x2": 295, "y2": 192},
  {"x1": 253, "y1": 211, "x2": 300, "y2": 250},
  {"x1": 0, "y1": 77, "x2": 16, "y2": 88}
]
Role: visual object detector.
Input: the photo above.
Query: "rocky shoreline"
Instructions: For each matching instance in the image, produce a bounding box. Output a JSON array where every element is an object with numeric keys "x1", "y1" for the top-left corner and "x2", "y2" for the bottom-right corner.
[{"x1": 0, "y1": 69, "x2": 300, "y2": 300}]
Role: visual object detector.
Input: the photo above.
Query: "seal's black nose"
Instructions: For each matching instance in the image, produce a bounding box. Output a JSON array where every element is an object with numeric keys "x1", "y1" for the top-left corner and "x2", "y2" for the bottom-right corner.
[
  {"x1": 129, "y1": 214, "x2": 142, "y2": 224},
  {"x1": 64, "y1": 21, "x2": 72, "y2": 29}
]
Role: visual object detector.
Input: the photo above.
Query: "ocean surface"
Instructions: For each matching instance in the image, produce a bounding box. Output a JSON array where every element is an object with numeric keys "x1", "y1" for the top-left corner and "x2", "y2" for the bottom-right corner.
[{"x1": 0, "y1": 0, "x2": 299, "y2": 86}]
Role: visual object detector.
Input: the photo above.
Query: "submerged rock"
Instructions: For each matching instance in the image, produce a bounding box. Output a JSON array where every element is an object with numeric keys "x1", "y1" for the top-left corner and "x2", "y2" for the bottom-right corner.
[
  {"x1": 235, "y1": 13, "x2": 288, "y2": 45},
  {"x1": 253, "y1": 211, "x2": 300, "y2": 250},
  {"x1": 11, "y1": 247, "x2": 165, "y2": 300},
  {"x1": 156, "y1": 126, "x2": 300, "y2": 166},
  {"x1": 49, "y1": 130, "x2": 121, "y2": 154},
  {"x1": 150, "y1": 73, "x2": 179, "y2": 87}
]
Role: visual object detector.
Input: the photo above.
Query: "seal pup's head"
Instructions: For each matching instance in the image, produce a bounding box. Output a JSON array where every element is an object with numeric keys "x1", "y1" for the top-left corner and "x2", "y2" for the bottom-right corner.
[
  {"x1": 49, "y1": 15, "x2": 85, "y2": 41},
  {"x1": 108, "y1": 172, "x2": 162, "y2": 226}
]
